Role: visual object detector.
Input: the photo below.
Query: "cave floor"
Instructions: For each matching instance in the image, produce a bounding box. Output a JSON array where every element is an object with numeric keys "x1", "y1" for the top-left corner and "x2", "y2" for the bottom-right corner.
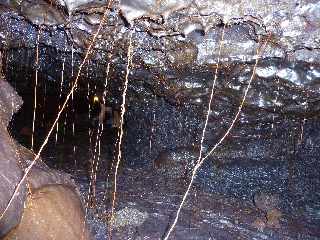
[
  {"x1": 24, "y1": 127, "x2": 318, "y2": 240},
  {"x1": 73, "y1": 167, "x2": 319, "y2": 240}
]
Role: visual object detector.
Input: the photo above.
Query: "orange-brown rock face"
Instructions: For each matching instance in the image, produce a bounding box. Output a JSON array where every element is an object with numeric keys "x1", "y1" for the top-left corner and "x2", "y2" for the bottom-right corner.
[{"x1": 4, "y1": 184, "x2": 92, "y2": 240}]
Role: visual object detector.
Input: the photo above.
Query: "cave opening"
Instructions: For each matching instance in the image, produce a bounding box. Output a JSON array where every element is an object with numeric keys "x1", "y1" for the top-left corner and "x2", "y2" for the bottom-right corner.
[{"x1": 5, "y1": 49, "x2": 126, "y2": 178}]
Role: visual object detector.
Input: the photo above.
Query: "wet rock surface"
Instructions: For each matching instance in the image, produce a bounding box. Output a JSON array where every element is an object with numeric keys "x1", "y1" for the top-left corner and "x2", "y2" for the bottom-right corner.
[
  {"x1": 33, "y1": 114, "x2": 319, "y2": 239},
  {"x1": 0, "y1": 0, "x2": 320, "y2": 65},
  {"x1": 0, "y1": 0, "x2": 320, "y2": 239},
  {"x1": 75, "y1": 167, "x2": 320, "y2": 240}
]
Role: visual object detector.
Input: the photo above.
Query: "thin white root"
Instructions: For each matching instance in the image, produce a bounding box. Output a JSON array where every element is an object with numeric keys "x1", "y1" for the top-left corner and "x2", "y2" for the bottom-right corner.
[
  {"x1": 108, "y1": 30, "x2": 134, "y2": 239},
  {"x1": 31, "y1": 27, "x2": 41, "y2": 151},
  {"x1": 163, "y1": 23, "x2": 227, "y2": 240},
  {"x1": 163, "y1": 34, "x2": 270, "y2": 240},
  {"x1": 0, "y1": 3, "x2": 112, "y2": 223}
]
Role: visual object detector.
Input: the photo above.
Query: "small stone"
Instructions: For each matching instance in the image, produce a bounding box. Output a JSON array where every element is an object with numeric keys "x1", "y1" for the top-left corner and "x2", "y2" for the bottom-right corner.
[
  {"x1": 111, "y1": 207, "x2": 149, "y2": 230},
  {"x1": 252, "y1": 218, "x2": 266, "y2": 232},
  {"x1": 266, "y1": 209, "x2": 282, "y2": 229}
]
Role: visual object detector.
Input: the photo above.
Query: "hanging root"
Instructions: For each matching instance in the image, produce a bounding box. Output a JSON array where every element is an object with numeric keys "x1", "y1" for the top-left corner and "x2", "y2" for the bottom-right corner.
[
  {"x1": 0, "y1": 0, "x2": 114, "y2": 225},
  {"x1": 163, "y1": 22, "x2": 227, "y2": 240},
  {"x1": 163, "y1": 32, "x2": 270, "y2": 240},
  {"x1": 108, "y1": 30, "x2": 134, "y2": 239},
  {"x1": 31, "y1": 27, "x2": 42, "y2": 151},
  {"x1": 87, "y1": 65, "x2": 110, "y2": 211}
]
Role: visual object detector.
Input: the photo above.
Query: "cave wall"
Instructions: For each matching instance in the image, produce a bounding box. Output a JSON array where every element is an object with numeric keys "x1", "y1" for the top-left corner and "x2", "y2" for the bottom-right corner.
[{"x1": 0, "y1": 0, "x2": 319, "y2": 211}]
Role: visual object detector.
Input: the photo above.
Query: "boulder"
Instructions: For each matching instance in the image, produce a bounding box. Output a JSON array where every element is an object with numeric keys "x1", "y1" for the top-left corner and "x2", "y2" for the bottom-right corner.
[
  {"x1": 4, "y1": 185, "x2": 91, "y2": 240},
  {"x1": 0, "y1": 79, "x2": 27, "y2": 237}
]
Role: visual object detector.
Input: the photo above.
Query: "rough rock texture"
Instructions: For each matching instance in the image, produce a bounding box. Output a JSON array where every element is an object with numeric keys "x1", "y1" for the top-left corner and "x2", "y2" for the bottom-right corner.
[
  {"x1": 0, "y1": 78, "x2": 27, "y2": 237},
  {"x1": 0, "y1": 0, "x2": 319, "y2": 60},
  {"x1": 77, "y1": 168, "x2": 320, "y2": 240},
  {"x1": 153, "y1": 146, "x2": 199, "y2": 180},
  {"x1": 0, "y1": 1, "x2": 320, "y2": 238},
  {"x1": 111, "y1": 206, "x2": 149, "y2": 230},
  {"x1": 17, "y1": 145, "x2": 78, "y2": 190}
]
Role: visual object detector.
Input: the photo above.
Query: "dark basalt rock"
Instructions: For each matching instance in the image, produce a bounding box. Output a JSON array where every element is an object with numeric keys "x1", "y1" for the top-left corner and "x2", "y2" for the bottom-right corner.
[
  {"x1": 153, "y1": 146, "x2": 199, "y2": 180},
  {"x1": 0, "y1": 1, "x2": 320, "y2": 238}
]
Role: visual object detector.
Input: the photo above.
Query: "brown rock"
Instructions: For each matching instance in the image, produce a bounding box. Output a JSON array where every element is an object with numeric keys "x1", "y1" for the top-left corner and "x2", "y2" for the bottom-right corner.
[
  {"x1": 0, "y1": 76, "x2": 90, "y2": 239},
  {"x1": 252, "y1": 217, "x2": 266, "y2": 232},
  {"x1": 266, "y1": 209, "x2": 282, "y2": 229},
  {"x1": 4, "y1": 185, "x2": 92, "y2": 240},
  {"x1": 0, "y1": 78, "x2": 27, "y2": 237}
]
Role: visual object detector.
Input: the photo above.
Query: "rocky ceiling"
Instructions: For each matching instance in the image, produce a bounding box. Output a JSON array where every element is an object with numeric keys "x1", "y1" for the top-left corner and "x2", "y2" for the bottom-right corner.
[
  {"x1": 0, "y1": 0, "x2": 319, "y2": 151},
  {"x1": 0, "y1": 0, "x2": 319, "y2": 160},
  {"x1": 0, "y1": 0, "x2": 319, "y2": 104},
  {"x1": 0, "y1": 0, "x2": 319, "y2": 60}
]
